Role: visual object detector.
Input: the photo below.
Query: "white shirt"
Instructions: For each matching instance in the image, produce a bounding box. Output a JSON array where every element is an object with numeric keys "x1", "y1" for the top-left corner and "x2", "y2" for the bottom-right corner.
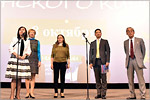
[
  {"x1": 129, "y1": 37, "x2": 135, "y2": 55},
  {"x1": 96, "y1": 38, "x2": 101, "y2": 45},
  {"x1": 9, "y1": 37, "x2": 31, "y2": 56}
]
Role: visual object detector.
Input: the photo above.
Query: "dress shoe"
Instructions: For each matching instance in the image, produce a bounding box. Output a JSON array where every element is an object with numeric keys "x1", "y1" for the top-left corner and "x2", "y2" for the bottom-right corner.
[
  {"x1": 54, "y1": 93, "x2": 58, "y2": 98},
  {"x1": 95, "y1": 95, "x2": 101, "y2": 99},
  {"x1": 14, "y1": 96, "x2": 21, "y2": 99},
  {"x1": 141, "y1": 97, "x2": 146, "y2": 100},
  {"x1": 54, "y1": 96, "x2": 58, "y2": 98},
  {"x1": 102, "y1": 96, "x2": 106, "y2": 99},
  {"x1": 29, "y1": 93, "x2": 35, "y2": 99},
  {"x1": 61, "y1": 95, "x2": 65, "y2": 98},
  {"x1": 126, "y1": 97, "x2": 136, "y2": 99},
  {"x1": 25, "y1": 95, "x2": 30, "y2": 98},
  {"x1": 60, "y1": 93, "x2": 65, "y2": 98},
  {"x1": 14, "y1": 96, "x2": 17, "y2": 99}
]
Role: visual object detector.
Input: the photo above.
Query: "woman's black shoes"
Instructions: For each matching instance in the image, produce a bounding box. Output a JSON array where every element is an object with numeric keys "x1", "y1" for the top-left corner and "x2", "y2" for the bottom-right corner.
[
  {"x1": 54, "y1": 96, "x2": 58, "y2": 98},
  {"x1": 60, "y1": 93, "x2": 65, "y2": 98},
  {"x1": 14, "y1": 96, "x2": 21, "y2": 99},
  {"x1": 54, "y1": 93, "x2": 58, "y2": 98},
  {"x1": 29, "y1": 94, "x2": 35, "y2": 99},
  {"x1": 25, "y1": 95, "x2": 30, "y2": 98},
  {"x1": 54, "y1": 93, "x2": 65, "y2": 98},
  {"x1": 61, "y1": 95, "x2": 65, "y2": 98},
  {"x1": 25, "y1": 93, "x2": 35, "y2": 99}
]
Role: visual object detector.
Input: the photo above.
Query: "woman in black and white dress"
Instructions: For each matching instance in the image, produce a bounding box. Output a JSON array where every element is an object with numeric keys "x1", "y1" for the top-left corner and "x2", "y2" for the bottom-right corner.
[{"x1": 5, "y1": 26, "x2": 31, "y2": 99}]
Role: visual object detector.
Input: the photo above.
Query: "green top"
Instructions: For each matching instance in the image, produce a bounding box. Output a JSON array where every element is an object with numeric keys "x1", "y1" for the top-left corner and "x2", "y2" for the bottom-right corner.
[{"x1": 51, "y1": 44, "x2": 70, "y2": 62}]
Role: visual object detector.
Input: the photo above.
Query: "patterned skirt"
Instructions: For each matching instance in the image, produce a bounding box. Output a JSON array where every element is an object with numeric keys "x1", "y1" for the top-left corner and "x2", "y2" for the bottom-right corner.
[{"x1": 5, "y1": 54, "x2": 31, "y2": 79}]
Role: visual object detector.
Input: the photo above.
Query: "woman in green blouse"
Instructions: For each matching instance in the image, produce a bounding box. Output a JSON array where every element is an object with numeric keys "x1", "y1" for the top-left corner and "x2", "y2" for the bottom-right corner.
[{"x1": 51, "y1": 34, "x2": 70, "y2": 98}]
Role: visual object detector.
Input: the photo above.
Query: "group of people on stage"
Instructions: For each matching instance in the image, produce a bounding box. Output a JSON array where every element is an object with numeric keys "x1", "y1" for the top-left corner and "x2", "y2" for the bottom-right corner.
[
  {"x1": 89, "y1": 28, "x2": 146, "y2": 100},
  {"x1": 5, "y1": 26, "x2": 146, "y2": 100},
  {"x1": 5, "y1": 27, "x2": 42, "y2": 99}
]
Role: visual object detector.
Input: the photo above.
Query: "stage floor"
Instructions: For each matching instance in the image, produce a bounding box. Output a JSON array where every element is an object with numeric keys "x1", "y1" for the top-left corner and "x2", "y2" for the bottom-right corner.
[{"x1": 1, "y1": 88, "x2": 150, "y2": 99}]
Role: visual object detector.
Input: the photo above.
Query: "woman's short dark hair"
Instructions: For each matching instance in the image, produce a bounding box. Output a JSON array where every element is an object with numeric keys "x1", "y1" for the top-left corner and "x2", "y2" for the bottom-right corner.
[
  {"x1": 95, "y1": 28, "x2": 101, "y2": 33},
  {"x1": 55, "y1": 34, "x2": 68, "y2": 47},
  {"x1": 17, "y1": 26, "x2": 27, "y2": 41}
]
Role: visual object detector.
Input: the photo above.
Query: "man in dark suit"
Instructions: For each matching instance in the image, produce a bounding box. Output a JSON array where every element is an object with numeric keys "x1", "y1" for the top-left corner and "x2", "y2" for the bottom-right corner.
[
  {"x1": 124, "y1": 27, "x2": 146, "y2": 99},
  {"x1": 89, "y1": 29, "x2": 110, "y2": 99}
]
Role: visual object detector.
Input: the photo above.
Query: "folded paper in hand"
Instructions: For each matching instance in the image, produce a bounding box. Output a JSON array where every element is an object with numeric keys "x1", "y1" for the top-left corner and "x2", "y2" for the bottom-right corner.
[{"x1": 101, "y1": 65, "x2": 109, "y2": 74}]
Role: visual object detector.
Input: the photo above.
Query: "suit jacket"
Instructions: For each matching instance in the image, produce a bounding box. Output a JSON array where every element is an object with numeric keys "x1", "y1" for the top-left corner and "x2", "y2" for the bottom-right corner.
[
  {"x1": 89, "y1": 38, "x2": 110, "y2": 66},
  {"x1": 124, "y1": 37, "x2": 146, "y2": 68}
]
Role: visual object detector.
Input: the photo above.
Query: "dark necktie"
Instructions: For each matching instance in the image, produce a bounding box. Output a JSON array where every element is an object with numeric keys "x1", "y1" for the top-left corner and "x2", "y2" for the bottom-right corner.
[
  {"x1": 20, "y1": 39, "x2": 24, "y2": 56},
  {"x1": 130, "y1": 40, "x2": 134, "y2": 59}
]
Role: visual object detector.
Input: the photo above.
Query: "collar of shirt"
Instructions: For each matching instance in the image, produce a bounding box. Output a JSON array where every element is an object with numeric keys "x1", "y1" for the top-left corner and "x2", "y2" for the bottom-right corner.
[
  {"x1": 129, "y1": 37, "x2": 135, "y2": 46},
  {"x1": 29, "y1": 38, "x2": 35, "y2": 40},
  {"x1": 96, "y1": 38, "x2": 101, "y2": 43},
  {"x1": 129, "y1": 37, "x2": 135, "y2": 42},
  {"x1": 58, "y1": 43, "x2": 63, "y2": 46}
]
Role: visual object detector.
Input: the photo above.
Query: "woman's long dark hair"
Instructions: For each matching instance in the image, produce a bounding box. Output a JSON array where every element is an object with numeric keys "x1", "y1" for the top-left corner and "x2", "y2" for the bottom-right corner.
[
  {"x1": 55, "y1": 34, "x2": 67, "y2": 47},
  {"x1": 17, "y1": 26, "x2": 27, "y2": 41}
]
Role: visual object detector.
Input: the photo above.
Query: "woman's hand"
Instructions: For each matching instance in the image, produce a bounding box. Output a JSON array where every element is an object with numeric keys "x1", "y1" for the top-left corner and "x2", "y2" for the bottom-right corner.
[
  {"x1": 20, "y1": 55, "x2": 26, "y2": 60},
  {"x1": 13, "y1": 53, "x2": 21, "y2": 59},
  {"x1": 67, "y1": 59, "x2": 70, "y2": 69},
  {"x1": 51, "y1": 58, "x2": 54, "y2": 70},
  {"x1": 18, "y1": 56, "x2": 22, "y2": 59},
  {"x1": 38, "y1": 61, "x2": 41, "y2": 67},
  {"x1": 51, "y1": 64, "x2": 54, "y2": 70},
  {"x1": 67, "y1": 64, "x2": 70, "y2": 69}
]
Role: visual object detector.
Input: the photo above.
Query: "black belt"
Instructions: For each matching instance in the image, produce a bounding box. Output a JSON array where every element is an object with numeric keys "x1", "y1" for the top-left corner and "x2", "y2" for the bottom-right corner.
[{"x1": 96, "y1": 58, "x2": 101, "y2": 60}]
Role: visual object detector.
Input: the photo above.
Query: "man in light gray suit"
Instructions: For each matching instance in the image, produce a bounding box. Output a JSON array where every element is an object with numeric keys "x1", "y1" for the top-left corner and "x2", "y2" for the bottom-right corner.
[
  {"x1": 124, "y1": 27, "x2": 146, "y2": 99},
  {"x1": 89, "y1": 29, "x2": 110, "y2": 99}
]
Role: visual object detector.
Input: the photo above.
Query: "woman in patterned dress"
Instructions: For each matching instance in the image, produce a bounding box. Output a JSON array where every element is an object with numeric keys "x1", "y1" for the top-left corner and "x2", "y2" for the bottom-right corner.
[
  {"x1": 25, "y1": 29, "x2": 41, "y2": 99},
  {"x1": 5, "y1": 26, "x2": 31, "y2": 99}
]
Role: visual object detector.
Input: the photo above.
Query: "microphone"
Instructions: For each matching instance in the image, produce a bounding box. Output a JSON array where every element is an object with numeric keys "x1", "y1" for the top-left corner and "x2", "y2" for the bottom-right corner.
[
  {"x1": 82, "y1": 33, "x2": 86, "y2": 36},
  {"x1": 22, "y1": 32, "x2": 25, "y2": 37},
  {"x1": 82, "y1": 32, "x2": 91, "y2": 45},
  {"x1": 13, "y1": 39, "x2": 20, "y2": 47}
]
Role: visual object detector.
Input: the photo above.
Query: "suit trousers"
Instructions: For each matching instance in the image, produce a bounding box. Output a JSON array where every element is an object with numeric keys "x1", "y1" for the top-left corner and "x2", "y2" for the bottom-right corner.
[
  {"x1": 127, "y1": 57, "x2": 146, "y2": 98},
  {"x1": 94, "y1": 58, "x2": 107, "y2": 96}
]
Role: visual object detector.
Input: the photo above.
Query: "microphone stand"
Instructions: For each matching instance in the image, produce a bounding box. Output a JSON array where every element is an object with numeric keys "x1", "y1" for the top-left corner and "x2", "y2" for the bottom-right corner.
[
  {"x1": 13, "y1": 39, "x2": 20, "y2": 99},
  {"x1": 82, "y1": 34, "x2": 90, "y2": 100}
]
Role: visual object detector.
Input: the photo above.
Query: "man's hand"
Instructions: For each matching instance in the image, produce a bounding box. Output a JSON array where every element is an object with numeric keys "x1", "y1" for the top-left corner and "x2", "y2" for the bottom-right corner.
[
  {"x1": 89, "y1": 64, "x2": 93, "y2": 69},
  {"x1": 105, "y1": 62, "x2": 109, "y2": 67}
]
